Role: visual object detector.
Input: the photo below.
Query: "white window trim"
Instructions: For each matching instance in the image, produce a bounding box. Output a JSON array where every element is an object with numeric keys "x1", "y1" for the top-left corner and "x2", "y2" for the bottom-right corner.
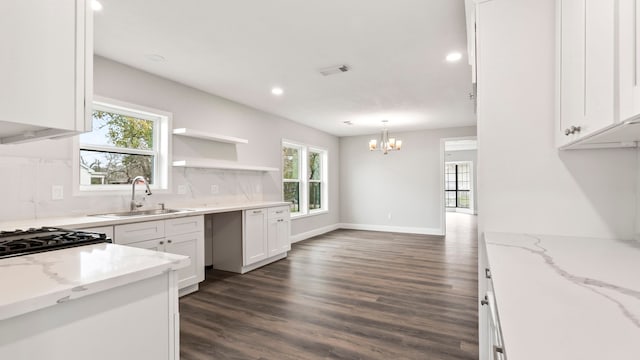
[
  {"x1": 72, "y1": 96, "x2": 172, "y2": 196},
  {"x1": 282, "y1": 139, "x2": 329, "y2": 218}
]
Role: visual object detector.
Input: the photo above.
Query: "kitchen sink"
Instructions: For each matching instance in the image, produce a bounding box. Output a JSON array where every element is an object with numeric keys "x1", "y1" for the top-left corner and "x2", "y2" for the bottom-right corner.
[{"x1": 89, "y1": 209, "x2": 191, "y2": 218}]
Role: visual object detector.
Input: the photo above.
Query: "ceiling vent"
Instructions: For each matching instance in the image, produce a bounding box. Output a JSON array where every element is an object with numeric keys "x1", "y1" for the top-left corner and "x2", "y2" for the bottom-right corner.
[{"x1": 318, "y1": 64, "x2": 350, "y2": 76}]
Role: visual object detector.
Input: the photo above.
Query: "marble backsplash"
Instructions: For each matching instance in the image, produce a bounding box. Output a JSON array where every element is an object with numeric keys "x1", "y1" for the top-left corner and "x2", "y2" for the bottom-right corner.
[{"x1": 0, "y1": 156, "x2": 280, "y2": 222}]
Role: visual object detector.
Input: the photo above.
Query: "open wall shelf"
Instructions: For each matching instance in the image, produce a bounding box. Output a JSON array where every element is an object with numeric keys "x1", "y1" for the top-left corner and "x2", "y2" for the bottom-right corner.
[
  {"x1": 172, "y1": 128, "x2": 248, "y2": 144},
  {"x1": 172, "y1": 159, "x2": 278, "y2": 172}
]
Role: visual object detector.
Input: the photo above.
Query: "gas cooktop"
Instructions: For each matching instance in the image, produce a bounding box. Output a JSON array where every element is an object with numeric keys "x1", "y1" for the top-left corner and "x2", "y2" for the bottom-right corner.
[{"x1": 0, "y1": 227, "x2": 111, "y2": 259}]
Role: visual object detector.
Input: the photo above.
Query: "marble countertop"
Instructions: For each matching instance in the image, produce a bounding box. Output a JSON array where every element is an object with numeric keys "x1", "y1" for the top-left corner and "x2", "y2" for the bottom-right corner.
[
  {"x1": 0, "y1": 243, "x2": 189, "y2": 321},
  {"x1": 484, "y1": 232, "x2": 640, "y2": 360},
  {"x1": 0, "y1": 201, "x2": 289, "y2": 231}
]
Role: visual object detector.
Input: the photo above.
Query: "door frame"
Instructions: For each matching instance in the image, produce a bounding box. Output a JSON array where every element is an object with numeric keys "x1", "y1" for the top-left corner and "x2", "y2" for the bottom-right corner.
[{"x1": 439, "y1": 136, "x2": 477, "y2": 235}]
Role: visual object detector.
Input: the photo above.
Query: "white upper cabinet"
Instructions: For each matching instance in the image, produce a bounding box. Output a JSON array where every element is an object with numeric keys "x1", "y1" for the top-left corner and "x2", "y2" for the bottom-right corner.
[
  {"x1": 618, "y1": 0, "x2": 640, "y2": 121},
  {"x1": 557, "y1": 0, "x2": 616, "y2": 147},
  {"x1": 0, "y1": 0, "x2": 93, "y2": 144}
]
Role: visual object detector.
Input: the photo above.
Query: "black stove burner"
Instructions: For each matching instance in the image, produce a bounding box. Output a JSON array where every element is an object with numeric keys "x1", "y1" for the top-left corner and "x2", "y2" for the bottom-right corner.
[{"x1": 0, "y1": 227, "x2": 111, "y2": 259}]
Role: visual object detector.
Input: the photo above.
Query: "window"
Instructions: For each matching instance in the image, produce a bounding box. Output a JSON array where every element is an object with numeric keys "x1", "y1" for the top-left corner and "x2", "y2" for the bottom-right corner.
[
  {"x1": 282, "y1": 141, "x2": 328, "y2": 216},
  {"x1": 445, "y1": 162, "x2": 472, "y2": 209},
  {"x1": 75, "y1": 98, "x2": 171, "y2": 192}
]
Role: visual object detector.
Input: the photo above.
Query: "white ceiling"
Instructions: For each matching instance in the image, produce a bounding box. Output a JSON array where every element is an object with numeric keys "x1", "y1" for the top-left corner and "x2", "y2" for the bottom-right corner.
[{"x1": 94, "y1": 0, "x2": 475, "y2": 137}]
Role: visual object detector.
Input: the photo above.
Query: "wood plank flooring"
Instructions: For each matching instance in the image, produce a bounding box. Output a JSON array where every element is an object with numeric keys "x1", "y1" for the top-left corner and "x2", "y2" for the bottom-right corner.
[{"x1": 180, "y1": 213, "x2": 478, "y2": 360}]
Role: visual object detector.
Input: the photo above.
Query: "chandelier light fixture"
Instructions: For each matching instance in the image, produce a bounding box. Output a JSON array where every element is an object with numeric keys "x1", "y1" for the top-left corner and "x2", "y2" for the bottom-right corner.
[{"x1": 368, "y1": 120, "x2": 402, "y2": 155}]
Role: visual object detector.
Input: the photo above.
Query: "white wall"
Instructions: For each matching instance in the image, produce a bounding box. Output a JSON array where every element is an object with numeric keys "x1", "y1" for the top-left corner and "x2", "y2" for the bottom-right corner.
[
  {"x1": 0, "y1": 56, "x2": 340, "y2": 237},
  {"x1": 340, "y1": 126, "x2": 476, "y2": 235},
  {"x1": 445, "y1": 149, "x2": 478, "y2": 214},
  {"x1": 476, "y1": 0, "x2": 637, "y2": 239}
]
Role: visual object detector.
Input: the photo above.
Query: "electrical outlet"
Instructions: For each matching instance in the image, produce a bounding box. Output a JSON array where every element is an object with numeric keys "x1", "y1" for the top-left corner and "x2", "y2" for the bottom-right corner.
[
  {"x1": 177, "y1": 185, "x2": 187, "y2": 195},
  {"x1": 210, "y1": 185, "x2": 219, "y2": 194},
  {"x1": 51, "y1": 185, "x2": 64, "y2": 200}
]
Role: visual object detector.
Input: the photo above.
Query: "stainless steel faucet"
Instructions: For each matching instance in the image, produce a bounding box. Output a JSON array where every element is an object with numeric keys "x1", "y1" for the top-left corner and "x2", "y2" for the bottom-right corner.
[{"x1": 131, "y1": 176, "x2": 152, "y2": 211}]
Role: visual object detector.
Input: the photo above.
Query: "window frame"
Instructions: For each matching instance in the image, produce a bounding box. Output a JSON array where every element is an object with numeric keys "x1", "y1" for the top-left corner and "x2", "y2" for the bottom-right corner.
[
  {"x1": 444, "y1": 161, "x2": 473, "y2": 210},
  {"x1": 282, "y1": 140, "x2": 329, "y2": 218},
  {"x1": 282, "y1": 142, "x2": 303, "y2": 214},
  {"x1": 73, "y1": 96, "x2": 172, "y2": 195}
]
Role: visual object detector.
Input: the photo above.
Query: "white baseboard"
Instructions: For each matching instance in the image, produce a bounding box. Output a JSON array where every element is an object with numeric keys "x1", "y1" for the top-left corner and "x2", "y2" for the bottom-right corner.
[
  {"x1": 338, "y1": 223, "x2": 444, "y2": 236},
  {"x1": 290, "y1": 223, "x2": 341, "y2": 243}
]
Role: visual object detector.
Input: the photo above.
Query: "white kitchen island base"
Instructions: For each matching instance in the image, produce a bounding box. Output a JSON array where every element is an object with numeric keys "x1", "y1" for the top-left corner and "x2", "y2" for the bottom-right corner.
[{"x1": 0, "y1": 244, "x2": 188, "y2": 360}]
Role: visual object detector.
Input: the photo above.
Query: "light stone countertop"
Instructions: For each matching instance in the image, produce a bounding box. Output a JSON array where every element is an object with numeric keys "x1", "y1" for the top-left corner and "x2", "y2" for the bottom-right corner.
[
  {"x1": 0, "y1": 201, "x2": 289, "y2": 231},
  {"x1": 484, "y1": 232, "x2": 640, "y2": 360},
  {"x1": 0, "y1": 243, "x2": 189, "y2": 321}
]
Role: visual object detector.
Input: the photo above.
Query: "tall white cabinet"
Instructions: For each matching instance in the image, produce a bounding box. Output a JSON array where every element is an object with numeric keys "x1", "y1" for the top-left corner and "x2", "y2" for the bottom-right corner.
[{"x1": 0, "y1": 0, "x2": 93, "y2": 144}]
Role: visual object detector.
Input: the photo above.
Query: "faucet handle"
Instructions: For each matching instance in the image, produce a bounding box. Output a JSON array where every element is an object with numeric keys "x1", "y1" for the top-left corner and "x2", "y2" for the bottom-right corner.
[{"x1": 158, "y1": 203, "x2": 165, "y2": 210}]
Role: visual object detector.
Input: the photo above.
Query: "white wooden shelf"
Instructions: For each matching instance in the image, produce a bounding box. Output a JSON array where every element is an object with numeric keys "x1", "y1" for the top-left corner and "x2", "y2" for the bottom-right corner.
[
  {"x1": 172, "y1": 128, "x2": 248, "y2": 144},
  {"x1": 172, "y1": 159, "x2": 278, "y2": 172}
]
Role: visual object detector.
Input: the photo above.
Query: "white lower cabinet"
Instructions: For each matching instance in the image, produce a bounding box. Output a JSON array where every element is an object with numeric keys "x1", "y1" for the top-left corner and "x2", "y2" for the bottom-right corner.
[
  {"x1": 113, "y1": 215, "x2": 204, "y2": 295},
  {"x1": 243, "y1": 209, "x2": 268, "y2": 265},
  {"x1": 479, "y1": 238, "x2": 506, "y2": 360},
  {"x1": 243, "y1": 206, "x2": 290, "y2": 266},
  {"x1": 165, "y1": 232, "x2": 201, "y2": 289},
  {"x1": 268, "y1": 211, "x2": 291, "y2": 257}
]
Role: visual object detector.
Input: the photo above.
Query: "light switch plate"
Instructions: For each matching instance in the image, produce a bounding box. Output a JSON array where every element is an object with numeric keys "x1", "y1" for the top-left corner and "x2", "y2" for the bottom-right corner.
[
  {"x1": 51, "y1": 185, "x2": 64, "y2": 200},
  {"x1": 210, "y1": 185, "x2": 219, "y2": 194}
]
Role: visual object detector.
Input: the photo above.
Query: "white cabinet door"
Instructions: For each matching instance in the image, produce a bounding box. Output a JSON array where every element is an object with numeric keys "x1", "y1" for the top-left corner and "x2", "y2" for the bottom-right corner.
[
  {"x1": 583, "y1": 0, "x2": 616, "y2": 133},
  {"x1": 165, "y1": 232, "x2": 204, "y2": 289},
  {"x1": 276, "y1": 218, "x2": 291, "y2": 254},
  {"x1": 618, "y1": 0, "x2": 640, "y2": 121},
  {"x1": 267, "y1": 217, "x2": 290, "y2": 257},
  {"x1": 243, "y1": 209, "x2": 267, "y2": 266},
  {"x1": 558, "y1": 0, "x2": 616, "y2": 146},
  {"x1": 0, "y1": 0, "x2": 92, "y2": 143}
]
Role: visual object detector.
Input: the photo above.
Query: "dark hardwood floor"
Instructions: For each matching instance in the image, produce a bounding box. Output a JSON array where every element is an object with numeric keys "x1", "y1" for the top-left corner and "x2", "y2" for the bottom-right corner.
[{"x1": 180, "y1": 213, "x2": 478, "y2": 360}]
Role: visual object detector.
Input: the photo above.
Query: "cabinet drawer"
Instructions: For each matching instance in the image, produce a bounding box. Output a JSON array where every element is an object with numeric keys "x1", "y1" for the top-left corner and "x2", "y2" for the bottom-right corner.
[
  {"x1": 78, "y1": 226, "x2": 114, "y2": 240},
  {"x1": 114, "y1": 220, "x2": 165, "y2": 245},
  {"x1": 165, "y1": 215, "x2": 204, "y2": 236},
  {"x1": 268, "y1": 206, "x2": 289, "y2": 219}
]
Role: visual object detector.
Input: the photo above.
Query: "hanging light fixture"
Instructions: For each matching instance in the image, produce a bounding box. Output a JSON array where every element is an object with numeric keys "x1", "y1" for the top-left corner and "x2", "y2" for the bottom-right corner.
[{"x1": 369, "y1": 120, "x2": 402, "y2": 155}]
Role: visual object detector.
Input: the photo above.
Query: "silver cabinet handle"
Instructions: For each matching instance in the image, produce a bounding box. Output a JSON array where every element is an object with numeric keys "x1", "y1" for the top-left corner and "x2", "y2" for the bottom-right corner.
[
  {"x1": 564, "y1": 126, "x2": 582, "y2": 136},
  {"x1": 167, "y1": 239, "x2": 172, "y2": 244},
  {"x1": 159, "y1": 241, "x2": 164, "y2": 245},
  {"x1": 275, "y1": 210, "x2": 284, "y2": 214},
  {"x1": 485, "y1": 268, "x2": 492, "y2": 279},
  {"x1": 253, "y1": 210, "x2": 262, "y2": 214},
  {"x1": 481, "y1": 295, "x2": 489, "y2": 306}
]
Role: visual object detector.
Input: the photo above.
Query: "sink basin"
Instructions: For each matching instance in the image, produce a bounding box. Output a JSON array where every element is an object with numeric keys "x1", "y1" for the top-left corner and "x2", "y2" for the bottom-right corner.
[{"x1": 89, "y1": 209, "x2": 190, "y2": 218}]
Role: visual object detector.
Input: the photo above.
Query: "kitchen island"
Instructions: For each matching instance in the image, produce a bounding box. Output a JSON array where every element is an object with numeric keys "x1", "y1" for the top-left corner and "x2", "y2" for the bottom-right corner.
[
  {"x1": 482, "y1": 232, "x2": 640, "y2": 360},
  {"x1": 0, "y1": 243, "x2": 189, "y2": 360}
]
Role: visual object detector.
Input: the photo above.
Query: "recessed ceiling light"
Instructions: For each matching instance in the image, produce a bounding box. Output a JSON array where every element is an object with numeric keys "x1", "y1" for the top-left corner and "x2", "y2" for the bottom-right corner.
[
  {"x1": 271, "y1": 87, "x2": 284, "y2": 96},
  {"x1": 446, "y1": 52, "x2": 463, "y2": 62},
  {"x1": 91, "y1": 0, "x2": 103, "y2": 11},
  {"x1": 145, "y1": 54, "x2": 166, "y2": 62}
]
